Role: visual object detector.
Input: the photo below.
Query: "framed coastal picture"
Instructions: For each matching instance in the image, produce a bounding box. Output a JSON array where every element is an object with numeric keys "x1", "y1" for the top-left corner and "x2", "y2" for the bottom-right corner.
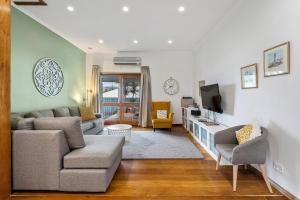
[
  {"x1": 264, "y1": 42, "x2": 290, "y2": 77},
  {"x1": 241, "y1": 64, "x2": 258, "y2": 89}
]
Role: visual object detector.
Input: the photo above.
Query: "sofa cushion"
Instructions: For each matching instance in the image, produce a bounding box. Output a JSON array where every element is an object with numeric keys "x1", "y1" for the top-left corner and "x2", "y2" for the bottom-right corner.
[
  {"x1": 216, "y1": 144, "x2": 237, "y2": 162},
  {"x1": 17, "y1": 118, "x2": 35, "y2": 130},
  {"x1": 34, "y1": 117, "x2": 85, "y2": 149},
  {"x1": 64, "y1": 135, "x2": 125, "y2": 169},
  {"x1": 152, "y1": 118, "x2": 172, "y2": 124},
  {"x1": 69, "y1": 106, "x2": 80, "y2": 117},
  {"x1": 81, "y1": 121, "x2": 95, "y2": 132},
  {"x1": 53, "y1": 107, "x2": 71, "y2": 117},
  {"x1": 25, "y1": 109, "x2": 54, "y2": 118}
]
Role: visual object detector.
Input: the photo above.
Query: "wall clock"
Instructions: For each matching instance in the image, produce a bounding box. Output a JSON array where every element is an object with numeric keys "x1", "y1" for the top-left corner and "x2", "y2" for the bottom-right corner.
[
  {"x1": 33, "y1": 58, "x2": 64, "y2": 97},
  {"x1": 163, "y1": 77, "x2": 179, "y2": 95}
]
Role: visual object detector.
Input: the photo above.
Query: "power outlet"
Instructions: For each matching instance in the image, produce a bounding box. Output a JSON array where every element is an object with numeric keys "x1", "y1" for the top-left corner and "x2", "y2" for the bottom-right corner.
[{"x1": 273, "y1": 162, "x2": 284, "y2": 174}]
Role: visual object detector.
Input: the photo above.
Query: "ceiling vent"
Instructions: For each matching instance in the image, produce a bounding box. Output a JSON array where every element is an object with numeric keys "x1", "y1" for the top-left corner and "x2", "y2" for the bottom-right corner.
[{"x1": 113, "y1": 57, "x2": 141, "y2": 66}]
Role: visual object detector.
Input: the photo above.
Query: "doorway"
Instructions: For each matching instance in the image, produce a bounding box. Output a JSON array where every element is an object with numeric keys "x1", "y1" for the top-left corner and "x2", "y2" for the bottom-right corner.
[{"x1": 100, "y1": 74, "x2": 141, "y2": 125}]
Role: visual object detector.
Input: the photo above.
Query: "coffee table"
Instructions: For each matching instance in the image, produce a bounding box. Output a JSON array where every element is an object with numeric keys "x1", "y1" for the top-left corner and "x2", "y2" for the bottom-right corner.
[{"x1": 107, "y1": 124, "x2": 132, "y2": 141}]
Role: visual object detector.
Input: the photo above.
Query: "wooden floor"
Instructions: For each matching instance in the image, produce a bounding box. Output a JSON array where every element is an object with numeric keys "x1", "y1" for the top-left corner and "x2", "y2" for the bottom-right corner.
[{"x1": 12, "y1": 126, "x2": 288, "y2": 200}]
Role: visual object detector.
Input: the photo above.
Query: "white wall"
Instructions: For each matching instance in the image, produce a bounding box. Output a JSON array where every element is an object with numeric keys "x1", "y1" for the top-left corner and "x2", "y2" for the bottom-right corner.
[
  {"x1": 193, "y1": 0, "x2": 300, "y2": 198},
  {"x1": 102, "y1": 51, "x2": 194, "y2": 124}
]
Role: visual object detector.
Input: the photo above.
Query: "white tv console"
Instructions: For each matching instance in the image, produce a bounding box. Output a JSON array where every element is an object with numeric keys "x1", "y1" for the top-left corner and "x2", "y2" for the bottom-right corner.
[{"x1": 182, "y1": 107, "x2": 230, "y2": 165}]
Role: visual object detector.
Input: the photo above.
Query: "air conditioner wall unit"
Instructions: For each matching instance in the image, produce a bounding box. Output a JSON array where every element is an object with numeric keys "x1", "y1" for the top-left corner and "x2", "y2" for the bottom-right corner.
[{"x1": 113, "y1": 57, "x2": 142, "y2": 66}]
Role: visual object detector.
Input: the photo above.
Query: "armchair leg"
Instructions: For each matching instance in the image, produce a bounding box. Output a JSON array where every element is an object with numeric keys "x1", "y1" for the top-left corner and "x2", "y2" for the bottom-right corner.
[
  {"x1": 233, "y1": 165, "x2": 238, "y2": 191},
  {"x1": 216, "y1": 154, "x2": 221, "y2": 170},
  {"x1": 260, "y1": 164, "x2": 273, "y2": 193},
  {"x1": 153, "y1": 128, "x2": 156, "y2": 132}
]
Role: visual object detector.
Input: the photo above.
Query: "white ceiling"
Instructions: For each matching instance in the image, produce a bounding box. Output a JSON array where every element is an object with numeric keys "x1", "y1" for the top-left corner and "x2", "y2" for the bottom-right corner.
[{"x1": 14, "y1": 0, "x2": 238, "y2": 53}]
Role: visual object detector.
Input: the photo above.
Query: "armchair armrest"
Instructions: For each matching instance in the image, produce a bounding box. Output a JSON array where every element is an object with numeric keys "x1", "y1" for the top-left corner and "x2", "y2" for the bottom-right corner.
[
  {"x1": 151, "y1": 111, "x2": 156, "y2": 120},
  {"x1": 214, "y1": 125, "x2": 244, "y2": 145},
  {"x1": 168, "y1": 112, "x2": 174, "y2": 120},
  {"x1": 232, "y1": 131, "x2": 268, "y2": 165},
  {"x1": 13, "y1": 130, "x2": 70, "y2": 190}
]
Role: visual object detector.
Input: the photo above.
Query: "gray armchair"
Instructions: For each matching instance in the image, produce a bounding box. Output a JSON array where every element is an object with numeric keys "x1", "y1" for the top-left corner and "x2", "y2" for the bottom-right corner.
[{"x1": 214, "y1": 126, "x2": 273, "y2": 193}]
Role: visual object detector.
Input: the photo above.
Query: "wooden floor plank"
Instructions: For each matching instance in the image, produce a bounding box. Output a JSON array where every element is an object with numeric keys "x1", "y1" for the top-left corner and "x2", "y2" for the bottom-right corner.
[{"x1": 12, "y1": 127, "x2": 288, "y2": 200}]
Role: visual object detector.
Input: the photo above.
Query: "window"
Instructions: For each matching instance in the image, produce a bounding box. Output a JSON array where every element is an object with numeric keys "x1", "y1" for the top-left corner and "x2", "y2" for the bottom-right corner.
[{"x1": 101, "y1": 74, "x2": 141, "y2": 125}]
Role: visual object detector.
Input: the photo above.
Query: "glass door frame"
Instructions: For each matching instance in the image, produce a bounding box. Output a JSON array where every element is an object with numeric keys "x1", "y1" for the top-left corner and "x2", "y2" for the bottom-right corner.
[{"x1": 101, "y1": 73, "x2": 141, "y2": 126}]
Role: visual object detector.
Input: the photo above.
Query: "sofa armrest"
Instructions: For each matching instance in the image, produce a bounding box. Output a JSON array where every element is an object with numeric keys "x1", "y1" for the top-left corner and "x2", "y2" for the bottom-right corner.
[
  {"x1": 95, "y1": 113, "x2": 102, "y2": 118},
  {"x1": 232, "y1": 133, "x2": 268, "y2": 165},
  {"x1": 214, "y1": 125, "x2": 244, "y2": 145},
  {"x1": 13, "y1": 130, "x2": 70, "y2": 190}
]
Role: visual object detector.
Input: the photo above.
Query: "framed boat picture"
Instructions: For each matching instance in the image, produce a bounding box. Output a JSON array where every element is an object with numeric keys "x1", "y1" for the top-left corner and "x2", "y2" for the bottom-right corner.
[
  {"x1": 241, "y1": 64, "x2": 258, "y2": 89},
  {"x1": 264, "y1": 42, "x2": 290, "y2": 77}
]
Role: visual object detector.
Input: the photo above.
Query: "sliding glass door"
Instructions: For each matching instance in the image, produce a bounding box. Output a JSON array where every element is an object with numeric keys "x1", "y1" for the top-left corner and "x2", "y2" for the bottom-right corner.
[{"x1": 101, "y1": 74, "x2": 140, "y2": 125}]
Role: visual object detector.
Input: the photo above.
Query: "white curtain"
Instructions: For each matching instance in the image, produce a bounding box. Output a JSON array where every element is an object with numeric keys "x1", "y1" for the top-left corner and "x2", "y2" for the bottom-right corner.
[
  {"x1": 90, "y1": 65, "x2": 101, "y2": 113},
  {"x1": 139, "y1": 66, "x2": 152, "y2": 127}
]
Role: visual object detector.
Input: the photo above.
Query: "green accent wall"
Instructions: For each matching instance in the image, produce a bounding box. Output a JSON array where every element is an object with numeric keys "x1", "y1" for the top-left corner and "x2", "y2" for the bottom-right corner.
[{"x1": 11, "y1": 8, "x2": 86, "y2": 112}]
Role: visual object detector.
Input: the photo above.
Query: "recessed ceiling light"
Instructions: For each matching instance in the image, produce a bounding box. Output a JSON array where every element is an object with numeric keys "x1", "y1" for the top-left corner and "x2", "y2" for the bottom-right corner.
[
  {"x1": 122, "y1": 5, "x2": 129, "y2": 12},
  {"x1": 178, "y1": 6, "x2": 185, "y2": 13},
  {"x1": 133, "y1": 40, "x2": 138, "y2": 44},
  {"x1": 67, "y1": 6, "x2": 74, "y2": 12},
  {"x1": 98, "y1": 40, "x2": 104, "y2": 44},
  {"x1": 168, "y1": 40, "x2": 173, "y2": 44}
]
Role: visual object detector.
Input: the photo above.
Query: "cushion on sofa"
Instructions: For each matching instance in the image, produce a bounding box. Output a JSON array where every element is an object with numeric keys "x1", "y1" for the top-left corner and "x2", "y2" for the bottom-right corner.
[
  {"x1": 69, "y1": 106, "x2": 80, "y2": 117},
  {"x1": 64, "y1": 135, "x2": 125, "y2": 169},
  {"x1": 53, "y1": 107, "x2": 71, "y2": 117},
  {"x1": 25, "y1": 109, "x2": 54, "y2": 118},
  {"x1": 81, "y1": 121, "x2": 95, "y2": 132},
  {"x1": 17, "y1": 118, "x2": 35, "y2": 130},
  {"x1": 79, "y1": 106, "x2": 96, "y2": 121},
  {"x1": 34, "y1": 117, "x2": 85, "y2": 149}
]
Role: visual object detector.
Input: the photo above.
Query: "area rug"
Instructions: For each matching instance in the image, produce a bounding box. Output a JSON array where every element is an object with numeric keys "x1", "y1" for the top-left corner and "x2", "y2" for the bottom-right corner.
[{"x1": 122, "y1": 130, "x2": 204, "y2": 159}]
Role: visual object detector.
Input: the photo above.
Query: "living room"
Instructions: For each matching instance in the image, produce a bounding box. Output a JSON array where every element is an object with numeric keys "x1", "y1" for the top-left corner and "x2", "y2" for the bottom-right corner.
[{"x1": 1, "y1": 0, "x2": 300, "y2": 200}]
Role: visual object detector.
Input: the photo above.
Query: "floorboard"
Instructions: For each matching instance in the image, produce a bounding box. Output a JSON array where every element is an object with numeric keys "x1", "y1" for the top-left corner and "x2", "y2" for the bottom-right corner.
[{"x1": 12, "y1": 126, "x2": 288, "y2": 200}]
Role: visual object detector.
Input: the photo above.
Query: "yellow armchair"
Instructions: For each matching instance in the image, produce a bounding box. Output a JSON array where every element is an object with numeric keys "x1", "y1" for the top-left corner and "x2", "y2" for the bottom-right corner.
[{"x1": 151, "y1": 101, "x2": 174, "y2": 131}]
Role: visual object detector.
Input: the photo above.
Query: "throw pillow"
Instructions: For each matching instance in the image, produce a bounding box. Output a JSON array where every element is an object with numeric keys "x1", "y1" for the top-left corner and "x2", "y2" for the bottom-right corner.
[
  {"x1": 69, "y1": 106, "x2": 80, "y2": 117},
  {"x1": 53, "y1": 107, "x2": 71, "y2": 117},
  {"x1": 157, "y1": 110, "x2": 168, "y2": 119},
  {"x1": 34, "y1": 117, "x2": 85, "y2": 149},
  {"x1": 79, "y1": 106, "x2": 96, "y2": 121},
  {"x1": 17, "y1": 117, "x2": 35, "y2": 130},
  {"x1": 236, "y1": 124, "x2": 262, "y2": 145}
]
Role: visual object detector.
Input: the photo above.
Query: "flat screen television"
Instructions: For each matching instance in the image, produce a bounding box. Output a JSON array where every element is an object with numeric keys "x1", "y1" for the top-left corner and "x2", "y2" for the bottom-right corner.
[{"x1": 200, "y1": 84, "x2": 223, "y2": 113}]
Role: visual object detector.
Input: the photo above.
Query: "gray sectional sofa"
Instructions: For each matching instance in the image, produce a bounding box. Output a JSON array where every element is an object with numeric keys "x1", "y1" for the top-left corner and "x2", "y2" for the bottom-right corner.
[
  {"x1": 12, "y1": 106, "x2": 104, "y2": 135},
  {"x1": 12, "y1": 107, "x2": 125, "y2": 192}
]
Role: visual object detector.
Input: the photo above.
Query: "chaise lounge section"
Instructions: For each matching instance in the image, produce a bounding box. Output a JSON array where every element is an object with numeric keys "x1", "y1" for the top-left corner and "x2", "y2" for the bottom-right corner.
[{"x1": 13, "y1": 117, "x2": 124, "y2": 192}]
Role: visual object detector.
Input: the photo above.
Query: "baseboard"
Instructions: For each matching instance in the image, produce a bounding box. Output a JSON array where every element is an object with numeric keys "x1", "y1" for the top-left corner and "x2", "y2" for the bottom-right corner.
[
  {"x1": 268, "y1": 179, "x2": 299, "y2": 200},
  {"x1": 249, "y1": 166, "x2": 299, "y2": 200},
  {"x1": 173, "y1": 124, "x2": 183, "y2": 126}
]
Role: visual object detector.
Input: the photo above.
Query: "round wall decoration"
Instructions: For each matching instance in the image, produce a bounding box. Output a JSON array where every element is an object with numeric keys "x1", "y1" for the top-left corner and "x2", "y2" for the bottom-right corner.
[
  {"x1": 163, "y1": 77, "x2": 180, "y2": 95},
  {"x1": 33, "y1": 58, "x2": 64, "y2": 97}
]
